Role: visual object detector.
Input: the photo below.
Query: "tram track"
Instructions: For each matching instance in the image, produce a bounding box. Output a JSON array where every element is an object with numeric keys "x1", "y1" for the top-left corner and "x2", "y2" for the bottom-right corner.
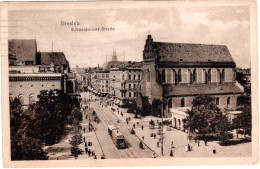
[{"x1": 93, "y1": 103, "x2": 138, "y2": 158}]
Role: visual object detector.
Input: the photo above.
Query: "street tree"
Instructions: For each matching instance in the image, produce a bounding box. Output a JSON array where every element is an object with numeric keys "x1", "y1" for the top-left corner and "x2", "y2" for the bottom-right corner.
[
  {"x1": 184, "y1": 95, "x2": 232, "y2": 142},
  {"x1": 233, "y1": 94, "x2": 251, "y2": 136},
  {"x1": 69, "y1": 127, "x2": 83, "y2": 159}
]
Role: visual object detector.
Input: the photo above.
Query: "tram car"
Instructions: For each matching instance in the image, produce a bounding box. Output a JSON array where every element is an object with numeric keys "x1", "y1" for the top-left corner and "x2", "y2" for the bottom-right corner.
[{"x1": 108, "y1": 125, "x2": 126, "y2": 149}]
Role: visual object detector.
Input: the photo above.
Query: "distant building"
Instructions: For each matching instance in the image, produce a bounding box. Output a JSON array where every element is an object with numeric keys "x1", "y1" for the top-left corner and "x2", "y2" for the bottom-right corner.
[
  {"x1": 109, "y1": 61, "x2": 142, "y2": 106},
  {"x1": 8, "y1": 39, "x2": 76, "y2": 107},
  {"x1": 137, "y1": 34, "x2": 244, "y2": 126}
]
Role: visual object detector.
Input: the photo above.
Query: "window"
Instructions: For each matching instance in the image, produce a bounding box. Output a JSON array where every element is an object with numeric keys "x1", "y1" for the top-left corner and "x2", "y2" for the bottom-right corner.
[
  {"x1": 222, "y1": 69, "x2": 225, "y2": 82},
  {"x1": 29, "y1": 95, "x2": 35, "y2": 104},
  {"x1": 129, "y1": 92, "x2": 132, "y2": 97},
  {"x1": 193, "y1": 69, "x2": 197, "y2": 82},
  {"x1": 129, "y1": 75, "x2": 131, "y2": 80},
  {"x1": 122, "y1": 74, "x2": 125, "y2": 80},
  {"x1": 129, "y1": 84, "x2": 131, "y2": 88},
  {"x1": 19, "y1": 95, "x2": 24, "y2": 105},
  {"x1": 178, "y1": 69, "x2": 182, "y2": 83},
  {"x1": 181, "y1": 97, "x2": 185, "y2": 107},
  {"x1": 227, "y1": 97, "x2": 230, "y2": 105},
  {"x1": 204, "y1": 70, "x2": 208, "y2": 84},
  {"x1": 189, "y1": 70, "x2": 192, "y2": 84},
  {"x1": 134, "y1": 92, "x2": 137, "y2": 97},
  {"x1": 162, "y1": 69, "x2": 166, "y2": 83},
  {"x1": 216, "y1": 97, "x2": 219, "y2": 105},
  {"x1": 134, "y1": 84, "x2": 136, "y2": 88},
  {"x1": 102, "y1": 74, "x2": 105, "y2": 78},
  {"x1": 121, "y1": 92, "x2": 123, "y2": 97},
  {"x1": 133, "y1": 75, "x2": 136, "y2": 80},
  {"x1": 138, "y1": 74, "x2": 141, "y2": 80},
  {"x1": 147, "y1": 69, "x2": 150, "y2": 82},
  {"x1": 208, "y1": 69, "x2": 211, "y2": 82}
]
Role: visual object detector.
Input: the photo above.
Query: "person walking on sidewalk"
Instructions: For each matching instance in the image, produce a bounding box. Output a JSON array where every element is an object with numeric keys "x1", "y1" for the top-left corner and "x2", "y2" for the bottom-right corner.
[
  {"x1": 152, "y1": 151, "x2": 156, "y2": 158},
  {"x1": 141, "y1": 125, "x2": 144, "y2": 130},
  {"x1": 213, "y1": 147, "x2": 216, "y2": 154},
  {"x1": 133, "y1": 124, "x2": 135, "y2": 129},
  {"x1": 142, "y1": 136, "x2": 144, "y2": 140},
  {"x1": 170, "y1": 150, "x2": 173, "y2": 157},
  {"x1": 157, "y1": 141, "x2": 159, "y2": 148}
]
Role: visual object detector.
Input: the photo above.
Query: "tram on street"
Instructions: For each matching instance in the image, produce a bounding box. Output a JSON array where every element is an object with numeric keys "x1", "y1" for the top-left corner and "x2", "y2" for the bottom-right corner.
[{"x1": 108, "y1": 125, "x2": 126, "y2": 149}]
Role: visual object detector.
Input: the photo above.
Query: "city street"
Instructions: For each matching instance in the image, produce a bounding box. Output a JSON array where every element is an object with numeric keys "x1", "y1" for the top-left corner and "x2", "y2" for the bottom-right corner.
[{"x1": 81, "y1": 92, "x2": 155, "y2": 159}]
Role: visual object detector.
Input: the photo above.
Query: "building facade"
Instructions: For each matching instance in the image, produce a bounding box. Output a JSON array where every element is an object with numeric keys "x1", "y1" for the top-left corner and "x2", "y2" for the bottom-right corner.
[
  {"x1": 109, "y1": 61, "x2": 142, "y2": 105},
  {"x1": 8, "y1": 39, "x2": 76, "y2": 107},
  {"x1": 137, "y1": 35, "x2": 244, "y2": 123}
]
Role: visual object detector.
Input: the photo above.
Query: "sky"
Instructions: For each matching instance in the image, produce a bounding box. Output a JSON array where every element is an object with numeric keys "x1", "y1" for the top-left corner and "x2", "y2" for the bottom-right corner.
[{"x1": 8, "y1": 6, "x2": 250, "y2": 68}]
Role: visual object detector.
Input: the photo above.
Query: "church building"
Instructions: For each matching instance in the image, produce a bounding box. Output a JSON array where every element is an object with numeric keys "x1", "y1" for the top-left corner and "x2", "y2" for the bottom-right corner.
[{"x1": 137, "y1": 34, "x2": 244, "y2": 127}]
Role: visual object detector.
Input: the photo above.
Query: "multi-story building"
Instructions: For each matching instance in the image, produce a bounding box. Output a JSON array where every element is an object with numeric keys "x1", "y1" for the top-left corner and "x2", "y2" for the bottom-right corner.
[
  {"x1": 137, "y1": 34, "x2": 244, "y2": 128},
  {"x1": 8, "y1": 39, "x2": 76, "y2": 107},
  {"x1": 109, "y1": 61, "x2": 142, "y2": 106}
]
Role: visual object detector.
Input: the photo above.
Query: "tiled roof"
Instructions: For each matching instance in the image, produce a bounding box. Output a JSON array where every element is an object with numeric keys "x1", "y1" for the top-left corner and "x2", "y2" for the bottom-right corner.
[
  {"x1": 165, "y1": 83, "x2": 243, "y2": 97},
  {"x1": 39, "y1": 52, "x2": 69, "y2": 66},
  {"x1": 8, "y1": 39, "x2": 37, "y2": 63},
  {"x1": 102, "y1": 61, "x2": 128, "y2": 71},
  {"x1": 153, "y1": 42, "x2": 235, "y2": 63}
]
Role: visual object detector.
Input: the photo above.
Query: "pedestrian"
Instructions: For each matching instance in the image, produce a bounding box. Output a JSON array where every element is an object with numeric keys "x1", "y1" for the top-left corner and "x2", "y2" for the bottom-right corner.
[
  {"x1": 94, "y1": 155, "x2": 97, "y2": 159},
  {"x1": 88, "y1": 141, "x2": 91, "y2": 146},
  {"x1": 142, "y1": 136, "x2": 144, "y2": 140},
  {"x1": 83, "y1": 136, "x2": 85, "y2": 142},
  {"x1": 86, "y1": 115, "x2": 88, "y2": 119},
  {"x1": 171, "y1": 141, "x2": 174, "y2": 149},
  {"x1": 157, "y1": 141, "x2": 159, "y2": 148},
  {"x1": 127, "y1": 120, "x2": 129, "y2": 125},
  {"x1": 85, "y1": 141, "x2": 87, "y2": 147},
  {"x1": 92, "y1": 151, "x2": 95, "y2": 156},
  {"x1": 154, "y1": 133, "x2": 156, "y2": 139},
  {"x1": 83, "y1": 128, "x2": 86, "y2": 133},
  {"x1": 188, "y1": 144, "x2": 191, "y2": 151},
  {"x1": 198, "y1": 140, "x2": 200, "y2": 147},
  {"x1": 88, "y1": 150, "x2": 91, "y2": 156},
  {"x1": 139, "y1": 141, "x2": 143, "y2": 149},
  {"x1": 85, "y1": 147, "x2": 88, "y2": 153},
  {"x1": 133, "y1": 124, "x2": 135, "y2": 129},
  {"x1": 170, "y1": 150, "x2": 173, "y2": 157},
  {"x1": 141, "y1": 125, "x2": 144, "y2": 130},
  {"x1": 204, "y1": 140, "x2": 208, "y2": 146},
  {"x1": 213, "y1": 147, "x2": 216, "y2": 154}
]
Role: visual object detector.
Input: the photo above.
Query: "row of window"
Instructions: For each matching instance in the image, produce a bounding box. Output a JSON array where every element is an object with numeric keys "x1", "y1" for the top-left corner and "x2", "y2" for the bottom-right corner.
[
  {"x1": 9, "y1": 77, "x2": 61, "y2": 81},
  {"x1": 147, "y1": 68, "x2": 227, "y2": 84},
  {"x1": 10, "y1": 94, "x2": 36, "y2": 105},
  {"x1": 122, "y1": 74, "x2": 141, "y2": 81},
  {"x1": 121, "y1": 83, "x2": 137, "y2": 89},
  {"x1": 121, "y1": 91, "x2": 137, "y2": 98},
  {"x1": 169, "y1": 96, "x2": 231, "y2": 108}
]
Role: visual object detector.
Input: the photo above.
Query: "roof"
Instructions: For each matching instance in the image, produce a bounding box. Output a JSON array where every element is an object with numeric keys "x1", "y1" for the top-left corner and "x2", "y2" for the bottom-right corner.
[
  {"x1": 165, "y1": 83, "x2": 243, "y2": 97},
  {"x1": 39, "y1": 52, "x2": 69, "y2": 66},
  {"x1": 102, "y1": 61, "x2": 128, "y2": 71},
  {"x1": 8, "y1": 39, "x2": 37, "y2": 64},
  {"x1": 153, "y1": 42, "x2": 235, "y2": 63}
]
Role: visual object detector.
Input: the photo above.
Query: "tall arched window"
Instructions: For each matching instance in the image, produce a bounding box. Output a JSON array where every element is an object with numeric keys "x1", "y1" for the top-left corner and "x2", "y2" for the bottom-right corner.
[
  {"x1": 29, "y1": 95, "x2": 35, "y2": 104},
  {"x1": 222, "y1": 69, "x2": 225, "y2": 82},
  {"x1": 189, "y1": 70, "x2": 193, "y2": 84},
  {"x1": 208, "y1": 69, "x2": 211, "y2": 82},
  {"x1": 138, "y1": 74, "x2": 141, "y2": 80},
  {"x1": 181, "y1": 97, "x2": 185, "y2": 107},
  {"x1": 162, "y1": 69, "x2": 166, "y2": 83},
  {"x1": 147, "y1": 69, "x2": 150, "y2": 82},
  {"x1": 172, "y1": 70, "x2": 177, "y2": 84},
  {"x1": 217, "y1": 70, "x2": 221, "y2": 84},
  {"x1": 19, "y1": 95, "x2": 24, "y2": 105},
  {"x1": 227, "y1": 97, "x2": 230, "y2": 105},
  {"x1": 204, "y1": 70, "x2": 208, "y2": 84},
  {"x1": 122, "y1": 74, "x2": 125, "y2": 80},
  {"x1": 193, "y1": 69, "x2": 197, "y2": 82},
  {"x1": 178, "y1": 69, "x2": 182, "y2": 83},
  {"x1": 133, "y1": 74, "x2": 136, "y2": 80}
]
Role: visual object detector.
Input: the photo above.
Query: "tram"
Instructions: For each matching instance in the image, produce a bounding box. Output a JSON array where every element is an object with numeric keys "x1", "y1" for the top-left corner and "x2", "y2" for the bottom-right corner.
[{"x1": 108, "y1": 125, "x2": 126, "y2": 149}]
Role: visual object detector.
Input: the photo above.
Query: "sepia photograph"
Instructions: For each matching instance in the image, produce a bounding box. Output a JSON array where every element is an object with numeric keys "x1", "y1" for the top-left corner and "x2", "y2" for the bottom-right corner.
[{"x1": 1, "y1": 0, "x2": 258, "y2": 167}]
